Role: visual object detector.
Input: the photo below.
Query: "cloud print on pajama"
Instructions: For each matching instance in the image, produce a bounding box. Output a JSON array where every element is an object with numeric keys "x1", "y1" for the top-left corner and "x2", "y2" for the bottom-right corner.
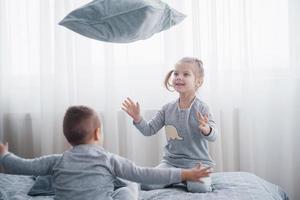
[
  {"x1": 165, "y1": 125, "x2": 183, "y2": 141},
  {"x1": 59, "y1": 0, "x2": 186, "y2": 43}
]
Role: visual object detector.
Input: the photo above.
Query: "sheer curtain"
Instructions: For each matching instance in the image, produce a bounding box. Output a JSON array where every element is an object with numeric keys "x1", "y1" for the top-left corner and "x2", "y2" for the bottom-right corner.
[{"x1": 0, "y1": 0, "x2": 299, "y2": 199}]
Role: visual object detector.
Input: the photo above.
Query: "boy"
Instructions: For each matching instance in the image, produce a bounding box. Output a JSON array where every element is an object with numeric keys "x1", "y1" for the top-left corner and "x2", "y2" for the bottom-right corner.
[{"x1": 0, "y1": 105, "x2": 211, "y2": 200}]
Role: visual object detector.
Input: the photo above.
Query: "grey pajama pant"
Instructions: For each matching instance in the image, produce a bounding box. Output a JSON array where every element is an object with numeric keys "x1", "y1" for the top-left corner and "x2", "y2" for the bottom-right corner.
[{"x1": 141, "y1": 162, "x2": 212, "y2": 193}]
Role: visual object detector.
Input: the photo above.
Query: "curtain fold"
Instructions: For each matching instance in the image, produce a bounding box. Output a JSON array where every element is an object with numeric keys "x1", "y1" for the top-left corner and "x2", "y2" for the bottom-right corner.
[{"x1": 0, "y1": 0, "x2": 299, "y2": 199}]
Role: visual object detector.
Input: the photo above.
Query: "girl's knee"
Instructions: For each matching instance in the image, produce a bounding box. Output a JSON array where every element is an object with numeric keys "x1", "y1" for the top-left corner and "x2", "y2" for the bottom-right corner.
[
  {"x1": 186, "y1": 181, "x2": 212, "y2": 193},
  {"x1": 140, "y1": 183, "x2": 167, "y2": 190},
  {"x1": 112, "y1": 187, "x2": 136, "y2": 200}
]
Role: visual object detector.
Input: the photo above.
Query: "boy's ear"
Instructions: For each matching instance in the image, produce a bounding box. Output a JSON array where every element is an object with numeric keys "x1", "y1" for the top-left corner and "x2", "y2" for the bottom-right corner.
[{"x1": 94, "y1": 127, "x2": 101, "y2": 141}]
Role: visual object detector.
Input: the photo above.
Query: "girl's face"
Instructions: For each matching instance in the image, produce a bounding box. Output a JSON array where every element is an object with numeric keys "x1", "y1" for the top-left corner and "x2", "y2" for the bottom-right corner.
[{"x1": 172, "y1": 62, "x2": 201, "y2": 94}]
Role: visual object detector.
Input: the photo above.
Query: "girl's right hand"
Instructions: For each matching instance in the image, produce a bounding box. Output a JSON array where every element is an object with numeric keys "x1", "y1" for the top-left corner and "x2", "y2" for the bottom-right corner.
[{"x1": 121, "y1": 97, "x2": 142, "y2": 123}]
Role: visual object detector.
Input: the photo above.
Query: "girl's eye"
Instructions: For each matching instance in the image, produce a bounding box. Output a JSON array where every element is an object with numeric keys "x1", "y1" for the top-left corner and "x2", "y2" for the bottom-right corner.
[
  {"x1": 174, "y1": 72, "x2": 178, "y2": 76},
  {"x1": 184, "y1": 73, "x2": 190, "y2": 76}
]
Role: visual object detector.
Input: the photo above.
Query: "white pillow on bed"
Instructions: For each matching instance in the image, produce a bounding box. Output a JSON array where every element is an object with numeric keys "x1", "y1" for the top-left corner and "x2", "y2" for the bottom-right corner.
[{"x1": 59, "y1": 0, "x2": 186, "y2": 43}]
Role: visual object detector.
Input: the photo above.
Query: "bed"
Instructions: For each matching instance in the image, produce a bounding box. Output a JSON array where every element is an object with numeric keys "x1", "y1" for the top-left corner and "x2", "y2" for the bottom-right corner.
[{"x1": 0, "y1": 172, "x2": 289, "y2": 200}]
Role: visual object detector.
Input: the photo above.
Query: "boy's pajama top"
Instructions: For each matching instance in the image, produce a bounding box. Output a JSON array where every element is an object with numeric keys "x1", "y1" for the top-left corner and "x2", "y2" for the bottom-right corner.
[{"x1": 0, "y1": 144, "x2": 181, "y2": 200}]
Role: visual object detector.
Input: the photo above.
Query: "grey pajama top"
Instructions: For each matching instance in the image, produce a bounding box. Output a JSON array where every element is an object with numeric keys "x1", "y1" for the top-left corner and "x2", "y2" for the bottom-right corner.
[
  {"x1": 0, "y1": 144, "x2": 181, "y2": 200},
  {"x1": 134, "y1": 97, "x2": 218, "y2": 168}
]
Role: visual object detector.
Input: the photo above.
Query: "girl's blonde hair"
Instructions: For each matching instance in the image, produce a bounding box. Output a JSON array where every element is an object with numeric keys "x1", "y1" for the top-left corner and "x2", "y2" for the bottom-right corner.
[{"x1": 164, "y1": 57, "x2": 204, "y2": 91}]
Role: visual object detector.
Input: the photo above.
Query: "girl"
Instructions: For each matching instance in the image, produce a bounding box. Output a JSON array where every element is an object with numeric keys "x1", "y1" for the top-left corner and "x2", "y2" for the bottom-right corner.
[{"x1": 122, "y1": 57, "x2": 218, "y2": 193}]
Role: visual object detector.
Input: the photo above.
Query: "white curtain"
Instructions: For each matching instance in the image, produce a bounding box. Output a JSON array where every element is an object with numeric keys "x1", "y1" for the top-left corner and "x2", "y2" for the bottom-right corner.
[{"x1": 0, "y1": 0, "x2": 299, "y2": 199}]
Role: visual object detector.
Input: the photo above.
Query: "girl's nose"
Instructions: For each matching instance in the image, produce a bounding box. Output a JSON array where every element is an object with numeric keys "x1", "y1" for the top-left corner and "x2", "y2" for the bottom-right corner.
[{"x1": 176, "y1": 75, "x2": 183, "y2": 80}]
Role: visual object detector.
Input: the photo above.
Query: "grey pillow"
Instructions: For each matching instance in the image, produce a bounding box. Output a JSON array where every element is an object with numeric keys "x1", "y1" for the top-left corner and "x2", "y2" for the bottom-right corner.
[
  {"x1": 59, "y1": 0, "x2": 186, "y2": 43},
  {"x1": 27, "y1": 176, "x2": 133, "y2": 196},
  {"x1": 27, "y1": 175, "x2": 54, "y2": 196}
]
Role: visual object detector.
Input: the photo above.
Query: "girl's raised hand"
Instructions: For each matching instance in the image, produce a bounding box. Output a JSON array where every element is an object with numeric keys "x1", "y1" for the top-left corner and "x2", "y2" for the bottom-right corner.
[
  {"x1": 122, "y1": 97, "x2": 142, "y2": 123},
  {"x1": 196, "y1": 112, "x2": 211, "y2": 136}
]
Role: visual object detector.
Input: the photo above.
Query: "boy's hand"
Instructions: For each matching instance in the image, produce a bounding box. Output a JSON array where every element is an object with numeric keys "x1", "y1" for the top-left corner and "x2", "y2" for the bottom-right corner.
[
  {"x1": 0, "y1": 142, "x2": 8, "y2": 156},
  {"x1": 196, "y1": 112, "x2": 211, "y2": 136},
  {"x1": 122, "y1": 97, "x2": 142, "y2": 123},
  {"x1": 181, "y1": 163, "x2": 212, "y2": 182}
]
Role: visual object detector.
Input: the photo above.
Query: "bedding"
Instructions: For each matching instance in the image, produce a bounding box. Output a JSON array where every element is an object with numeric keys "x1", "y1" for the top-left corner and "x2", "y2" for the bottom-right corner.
[{"x1": 0, "y1": 172, "x2": 289, "y2": 200}]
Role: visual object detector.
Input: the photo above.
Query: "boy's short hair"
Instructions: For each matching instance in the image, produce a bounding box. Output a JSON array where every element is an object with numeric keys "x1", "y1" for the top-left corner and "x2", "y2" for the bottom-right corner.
[{"x1": 63, "y1": 106, "x2": 100, "y2": 146}]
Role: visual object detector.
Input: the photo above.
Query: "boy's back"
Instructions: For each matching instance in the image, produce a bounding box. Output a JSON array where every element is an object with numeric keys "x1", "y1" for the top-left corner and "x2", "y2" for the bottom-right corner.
[{"x1": 53, "y1": 144, "x2": 115, "y2": 200}]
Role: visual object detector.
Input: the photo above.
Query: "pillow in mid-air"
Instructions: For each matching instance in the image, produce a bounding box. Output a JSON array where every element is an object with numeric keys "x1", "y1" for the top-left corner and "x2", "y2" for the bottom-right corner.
[{"x1": 59, "y1": 0, "x2": 186, "y2": 43}]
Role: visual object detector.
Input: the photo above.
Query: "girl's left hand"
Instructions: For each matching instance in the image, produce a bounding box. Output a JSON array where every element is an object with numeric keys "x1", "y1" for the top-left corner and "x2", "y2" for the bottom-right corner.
[{"x1": 196, "y1": 112, "x2": 211, "y2": 136}]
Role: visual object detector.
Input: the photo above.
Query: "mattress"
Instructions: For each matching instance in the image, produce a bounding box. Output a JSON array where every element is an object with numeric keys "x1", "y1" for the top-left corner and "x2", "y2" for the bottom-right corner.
[{"x1": 0, "y1": 172, "x2": 289, "y2": 200}]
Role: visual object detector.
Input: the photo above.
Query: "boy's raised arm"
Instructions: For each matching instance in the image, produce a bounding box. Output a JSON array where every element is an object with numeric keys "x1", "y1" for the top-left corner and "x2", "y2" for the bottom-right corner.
[
  {"x1": 0, "y1": 142, "x2": 61, "y2": 176},
  {"x1": 109, "y1": 153, "x2": 211, "y2": 185}
]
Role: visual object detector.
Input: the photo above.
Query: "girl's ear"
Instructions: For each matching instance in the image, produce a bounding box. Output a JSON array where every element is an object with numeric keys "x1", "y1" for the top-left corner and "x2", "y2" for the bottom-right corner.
[{"x1": 196, "y1": 78, "x2": 203, "y2": 88}]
